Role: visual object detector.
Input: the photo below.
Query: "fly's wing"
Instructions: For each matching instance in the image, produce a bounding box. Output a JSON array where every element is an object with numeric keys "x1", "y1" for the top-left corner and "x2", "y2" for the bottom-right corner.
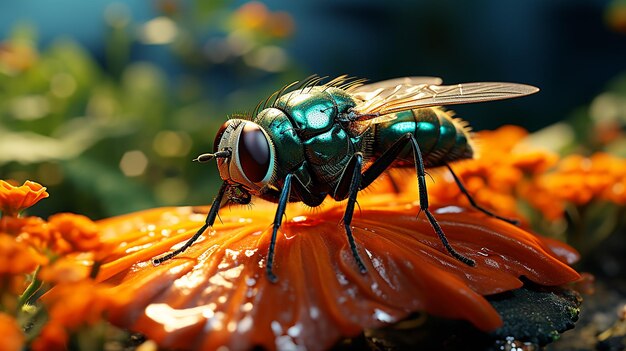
[
  {"x1": 351, "y1": 76, "x2": 443, "y2": 95},
  {"x1": 349, "y1": 77, "x2": 443, "y2": 124},
  {"x1": 351, "y1": 81, "x2": 540, "y2": 121}
]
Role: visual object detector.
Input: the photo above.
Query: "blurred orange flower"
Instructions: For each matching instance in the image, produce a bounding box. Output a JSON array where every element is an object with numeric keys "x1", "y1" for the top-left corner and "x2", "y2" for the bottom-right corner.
[
  {"x1": 0, "y1": 234, "x2": 47, "y2": 276},
  {"x1": 92, "y1": 191, "x2": 579, "y2": 351},
  {"x1": 31, "y1": 322, "x2": 67, "y2": 351},
  {"x1": 48, "y1": 213, "x2": 102, "y2": 255},
  {"x1": 430, "y1": 125, "x2": 626, "y2": 222},
  {"x1": 0, "y1": 42, "x2": 38, "y2": 75},
  {"x1": 231, "y1": 1, "x2": 294, "y2": 38},
  {"x1": 523, "y1": 153, "x2": 626, "y2": 220},
  {"x1": 38, "y1": 257, "x2": 91, "y2": 284},
  {"x1": 8, "y1": 216, "x2": 50, "y2": 250},
  {"x1": 429, "y1": 125, "x2": 559, "y2": 219},
  {"x1": 0, "y1": 312, "x2": 24, "y2": 351},
  {"x1": 0, "y1": 180, "x2": 48, "y2": 217},
  {"x1": 41, "y1": 280, "x2": 115, "y2": 330},
  {"x1": 32, "y1": 280, "x2": 120, "y2": 351}
]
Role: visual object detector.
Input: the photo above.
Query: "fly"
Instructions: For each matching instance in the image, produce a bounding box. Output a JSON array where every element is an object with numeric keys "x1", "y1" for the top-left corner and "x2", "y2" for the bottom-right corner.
[{"x1": 153, "y1": 76, "x2": 539, "y2": 282}]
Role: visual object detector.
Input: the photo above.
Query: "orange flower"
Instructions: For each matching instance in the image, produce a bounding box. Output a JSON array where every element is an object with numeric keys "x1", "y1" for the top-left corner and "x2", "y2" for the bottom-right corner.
[
  {"x1": 0, "y1": 42, "x2": 37, "y2": 75},
  {"x1": 527, "y1": 153, "x2": 626, "y2": 219},
  {"x1": 6, "y1": 216, "x2": 51, "y2": 250},
  {"x1": 0, "y1": 312, "x2": 24, "y2": 351},
  {"x1": 48, "y1": 213, "x2": 101, "y2": 255},
  {"x1": 231, "y1": 1, "x2": 294, "y2": 38},
  {"x1": 0, "y1": 234, "x2": 47, "y2": 276},
  {"x1": 429, "y1": 126, "x2": 558, "y2": 220},
  {"x1": 0, "y1": 180, "x2": 48, "y2": 217},
  {"x1": 38, "y1": 257, "x2": 91, "y2": 284},
  {"x1": 31, "y1": 322, "x2": 67, "y2": 351},
  {"x1": 232, "y1": 2, "x2": 269, "y2": 31},
  {"x1": 42, "y1": 280, "x2": 115, "y2": 330},
  {"x1": 428, "y1": 125, "x2": 626, "y2": 222},
  {"x1": 91, "y1": 192, "x2": 579, "y2": 351}
]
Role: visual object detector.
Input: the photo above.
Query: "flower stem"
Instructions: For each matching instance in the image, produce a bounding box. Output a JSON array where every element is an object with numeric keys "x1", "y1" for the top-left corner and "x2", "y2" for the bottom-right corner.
[{"x1": 18, "y1": 266, "x2": 42, "y2": 307}]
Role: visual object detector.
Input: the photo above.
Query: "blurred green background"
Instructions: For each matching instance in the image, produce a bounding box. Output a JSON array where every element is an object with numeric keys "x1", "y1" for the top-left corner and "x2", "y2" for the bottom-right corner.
[{"x1": 1, "y1": 0, "x2": 625, "y2": 219}]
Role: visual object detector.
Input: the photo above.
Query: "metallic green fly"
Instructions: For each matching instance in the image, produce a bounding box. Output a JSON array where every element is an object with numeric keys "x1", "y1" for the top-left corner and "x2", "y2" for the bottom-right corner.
[{"x1": 153, "y1": 76, "x2": 539, "y2": 282}]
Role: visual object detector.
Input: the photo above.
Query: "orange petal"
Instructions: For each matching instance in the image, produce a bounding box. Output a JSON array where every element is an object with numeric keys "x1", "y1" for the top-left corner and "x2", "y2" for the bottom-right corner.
[
  {"x1": 94, "y1": 196, "x2": 579, "y2": 351},
  {"x1": 0, "y1": 312, "x2": 24, "y2": 351},
  {"x1": 0, "y1": 180, "x2": 48, "y2": 217}
]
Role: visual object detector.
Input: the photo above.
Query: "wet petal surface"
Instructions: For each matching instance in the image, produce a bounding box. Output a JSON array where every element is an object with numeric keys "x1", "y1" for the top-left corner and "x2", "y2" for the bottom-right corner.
[{"x1": 95, "y1": 194, "x2": 580, "y2": 351}]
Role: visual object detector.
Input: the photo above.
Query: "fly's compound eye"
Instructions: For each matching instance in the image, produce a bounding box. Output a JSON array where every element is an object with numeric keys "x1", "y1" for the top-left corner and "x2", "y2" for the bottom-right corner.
[
  {"x1": 238, "y1": 123, "x2": 271, "y2": 183},
  {"x1": 214, "y1": 121, "x2": 230, "y2": 152}
]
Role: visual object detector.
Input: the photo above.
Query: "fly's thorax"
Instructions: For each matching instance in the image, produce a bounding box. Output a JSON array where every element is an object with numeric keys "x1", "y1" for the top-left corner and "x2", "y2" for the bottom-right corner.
[
  {"x1": 273, "y1": 86, "x2": 356, "y2": 139},
  {"x1": 213, "y1": 119, "x2": 276, "y2": 194},
  {"x1": 273, "y1": 87, "x2": 363, "y2": 187},
  {"x1": 253, "y1": 87, "x2": 363, "y2": 192}
]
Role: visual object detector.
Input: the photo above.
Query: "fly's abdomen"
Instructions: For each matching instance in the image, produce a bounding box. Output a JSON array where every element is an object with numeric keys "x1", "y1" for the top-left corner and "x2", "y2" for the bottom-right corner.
[{"x1": 370, "y1": 107, "x2": 474, "y2": 168}]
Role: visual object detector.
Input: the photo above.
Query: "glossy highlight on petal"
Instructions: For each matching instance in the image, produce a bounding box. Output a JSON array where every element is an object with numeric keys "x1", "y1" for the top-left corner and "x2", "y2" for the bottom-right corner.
[{"x1": 94, "y1": 193, "x2": 580, "y2": 351}]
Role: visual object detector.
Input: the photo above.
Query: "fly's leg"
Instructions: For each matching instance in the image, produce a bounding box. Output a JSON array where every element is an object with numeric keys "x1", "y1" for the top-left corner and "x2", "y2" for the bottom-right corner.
[
  {"x1": 361, "y1": 133, "x2": 475, "y2": 267},
  {"x1": 153, "y1": 182, "x2": 229, "y2": 265},
  {"x1": 266, "y1": 173, "x2": 293, "y2": 283},
  {"x1": 333, "y1": 153, "x2": 367, "y2": 274},
  {"x1": 445, "y1": 164, "x2": 519, "y2": 225}
]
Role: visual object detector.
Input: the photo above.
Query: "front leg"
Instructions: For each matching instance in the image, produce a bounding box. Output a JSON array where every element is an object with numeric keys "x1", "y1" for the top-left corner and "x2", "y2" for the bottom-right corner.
[
  {"x1": 333, "y1": 153, "x2": 367, "y2": 274},
  {"x1": 153, "y1": 182, "x2": 229, "y2": 265},
  {"x1": 266, "y1": 174, "x2": 293, "y2": 283}
]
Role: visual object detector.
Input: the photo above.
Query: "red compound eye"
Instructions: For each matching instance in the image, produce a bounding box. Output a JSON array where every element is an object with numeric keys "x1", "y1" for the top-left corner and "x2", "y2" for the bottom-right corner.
[
  {"x1": 238, "y1": 123, "x2": 270, "y2": 182},
  {"x1": 213, "y1": 121, "x2": 230, "y2": 152}
]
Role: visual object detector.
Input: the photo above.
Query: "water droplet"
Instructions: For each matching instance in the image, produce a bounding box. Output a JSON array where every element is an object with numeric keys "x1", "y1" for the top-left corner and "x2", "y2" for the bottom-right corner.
[
  {"x1": 270, "y1": 320, "x2": 283, "y2": 336},
  {"x1": 373, "y1": 309, "x2": 395, "y2": 323},
  {"x1": 291, "y1": 215, "x2": 307, "y2": 223}
]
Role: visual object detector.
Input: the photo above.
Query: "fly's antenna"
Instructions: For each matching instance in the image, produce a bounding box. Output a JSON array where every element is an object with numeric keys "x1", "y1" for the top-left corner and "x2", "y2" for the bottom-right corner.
[{"x1": 193, "y1": 150, "x2": 231, "y2": 163}]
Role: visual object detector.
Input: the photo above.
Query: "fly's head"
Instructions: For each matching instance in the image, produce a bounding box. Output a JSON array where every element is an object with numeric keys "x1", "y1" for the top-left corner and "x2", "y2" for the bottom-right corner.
[{"x1": 209, "y1": 119, "x2": 276, "y2": 197}]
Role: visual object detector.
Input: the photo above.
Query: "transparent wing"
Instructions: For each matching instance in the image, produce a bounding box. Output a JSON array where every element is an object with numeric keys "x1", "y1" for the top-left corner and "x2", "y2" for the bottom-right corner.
[
  {"x1": 352, "y1": 82, "x2": 540, "y2": 119},
  {"x1": 350, "y1": 77, "x2": 443, "y2": 124},
  {"x1": 351, "y1": 76, "x2": 443, "y2": 95}
]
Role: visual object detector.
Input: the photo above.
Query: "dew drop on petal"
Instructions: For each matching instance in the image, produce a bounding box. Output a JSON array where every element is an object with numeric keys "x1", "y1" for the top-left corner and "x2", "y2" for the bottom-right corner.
[
  {"x1": 435, "y1": 205, "x2": 464, "y2": 214},
  {"x1": 310, "y1": 307, "x2": 319, "y2": 320},
  {"x1": 238, "y1": 315, "x2": 253, "y2": 333},
  {"x1": 287, "y1": 323, "x2": 302, "y2": 338},
  {"x1": 241, "y1": 302, "x2": 253, "y2": 312},
  {"x1": 373, "y1": 309, "x2": 395, "y2": 323},
  {"x1": 270, "y1": 320, "x2": 283, "y2": 336}
]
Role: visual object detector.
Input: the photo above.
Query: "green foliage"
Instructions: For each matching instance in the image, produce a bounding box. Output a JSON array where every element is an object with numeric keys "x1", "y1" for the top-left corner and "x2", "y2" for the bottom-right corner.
[{"x1": 0, "y1": 2, "x2": 302, "y2": 219}]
